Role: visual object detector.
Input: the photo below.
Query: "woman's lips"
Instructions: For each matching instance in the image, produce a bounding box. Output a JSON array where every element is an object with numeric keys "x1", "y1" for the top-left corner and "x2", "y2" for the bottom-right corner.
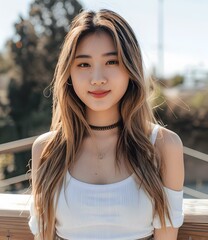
[{"x1": 88, "y1": 90, "x2": 111, "y2": 98}]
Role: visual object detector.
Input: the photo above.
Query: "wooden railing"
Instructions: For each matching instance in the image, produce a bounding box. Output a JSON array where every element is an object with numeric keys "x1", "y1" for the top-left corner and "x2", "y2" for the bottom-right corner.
[
  {"x1": 0, "y1": 136, "x2": 208, "y2": 239},
  {"x1": 178, "y1": 199, "x2": 208, "y2": 240},
  {"x1": 0, "y1": 136, "x2": 37, "y2": 154},
  {"x1": 0, "y1": 136, "x2": 37, "y2": 192},
  {"x1": 0, "y1": 194, "x2": 207, "y2": 240},
  {"x1": 0, "y1": 194, "x2": 33, "y2": 240},
  {"x1": 1, "y1": 136, "x2": 208, "y2": 198}
]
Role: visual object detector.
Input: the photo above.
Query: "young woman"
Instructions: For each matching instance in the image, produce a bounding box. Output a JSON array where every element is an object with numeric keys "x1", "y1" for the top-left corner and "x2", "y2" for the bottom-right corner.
[{"x1": 29, "y1": 9, "x2": 184, "y2": 240}]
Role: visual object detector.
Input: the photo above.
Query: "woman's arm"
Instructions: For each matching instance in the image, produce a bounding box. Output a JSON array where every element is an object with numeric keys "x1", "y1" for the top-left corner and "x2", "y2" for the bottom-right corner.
[
  {"x1": 154, "y1": 127, "x2": 184, "y2": 240},
  {"x1": 29, "y1": 132, "x2": 53, "y2": 236},
  {"x1": 31, "y1": 132, "x2": 53, "y2": 188}
]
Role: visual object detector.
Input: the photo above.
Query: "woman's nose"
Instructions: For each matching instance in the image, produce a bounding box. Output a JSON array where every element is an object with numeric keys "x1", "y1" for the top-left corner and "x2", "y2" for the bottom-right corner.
[{"x1": 90, "y1": 68, "x2": 107, "y2": 86}]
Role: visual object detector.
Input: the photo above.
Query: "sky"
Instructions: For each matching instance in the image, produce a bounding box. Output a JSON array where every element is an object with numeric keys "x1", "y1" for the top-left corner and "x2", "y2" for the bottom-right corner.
[{"x1": 0, "y1": 0, "x2": 208, "y2": 78}]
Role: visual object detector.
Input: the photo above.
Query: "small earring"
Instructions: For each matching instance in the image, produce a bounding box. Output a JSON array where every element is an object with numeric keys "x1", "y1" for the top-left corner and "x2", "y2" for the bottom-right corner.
[{"x1": 67, "y1": 78, "x2": 73, "y2": 86}]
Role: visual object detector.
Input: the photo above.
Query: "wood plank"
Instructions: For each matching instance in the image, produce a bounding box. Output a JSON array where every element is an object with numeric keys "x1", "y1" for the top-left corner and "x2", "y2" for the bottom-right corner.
[
  {"x1": 178, "y1": 199, "x2": 208, "y2": 239},
  {"x1": 0, "y1": 194, "x2": 31, "y2": 217},
  {"x1": 0, "y1": 136, "x2": 37, "y2": 154},
  {"x1": 183, "y1": 146, "x2": 208, "y2": 163},
  {"x1": 183, "y1": 199, "x2": 208, "y2": 223},
  {"x1": 0, "y1": 195, "x2": 208, "y2": 239},
  {"x1": 178, "y1": 223, "x2": 208, "y2": 240},
  {"x1": 0, "y1": 194, "x2": 33, "y2": 240},
  {"x1": 0, "y1": 217, "x2": 33, "y2": 240}
]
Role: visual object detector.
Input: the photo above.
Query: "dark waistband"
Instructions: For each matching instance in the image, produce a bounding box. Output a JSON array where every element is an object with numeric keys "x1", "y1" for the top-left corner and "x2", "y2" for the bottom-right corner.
[
  {"x1": 139, "y1": 235, "x2": 154, "y2": 240},
  {"x1": 55, "y1": 235, "x2": 154, "y2": 240}
]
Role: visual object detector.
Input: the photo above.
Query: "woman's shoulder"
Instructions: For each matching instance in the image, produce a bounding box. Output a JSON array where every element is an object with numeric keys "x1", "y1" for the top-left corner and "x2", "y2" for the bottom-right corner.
[
  {"x1": 31, "y1": 131, "x2": 57, "y2": 183},
  {"x1": 32, "y1": 131, "x2": 56, "y2": 153},
  {"x1": 154, "y1": 125, "x2": 184, "y2": 190},
  {"x1": 155, "y1": 125, "x2": 183, "y2": 150},
  {"x1": 32, "y1": 131, "x2": 56, "y2": 171}
]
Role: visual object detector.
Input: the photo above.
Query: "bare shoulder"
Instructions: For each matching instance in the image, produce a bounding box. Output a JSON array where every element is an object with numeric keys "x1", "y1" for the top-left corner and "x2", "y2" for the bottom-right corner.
[
  {"x1": 155, "y1": 126, "x2": 184, "y2": 190},
  {"x1": 156, "y1": 126, "x2": 183, "y2": 150},
  {"x1": 32, "y1": 131, "x2": 55, "y2": 157},
  {"x1": 32, "y1": 131, "x2": 55, "y2": 181}
]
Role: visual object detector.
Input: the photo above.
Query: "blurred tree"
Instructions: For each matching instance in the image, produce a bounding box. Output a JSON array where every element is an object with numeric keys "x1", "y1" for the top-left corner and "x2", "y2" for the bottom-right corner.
[
  {"x1": 9, "y1": 19, "x2": 42, "y2": 139},
  {"x1": 0, "y1": 51, "x2": 17, "y2": 143},
  {"x1": 8, "y1": 0, "x2": 83, "y2": 139},
  {"x1": 29, "y1": 0, "x2": 83, "y2": 83},
  {"x1": 0, "y1": 53, "x2": 13, "y2": 74},
  {"x1": 7, "y1": 19, "x2": 42, "y2": 174},
  {"x1": 170, "y1": 74, "x2": 184, "y2": 87},
  {"x1": 5, "y1": 0, "x2": 83, "y2": 177}
]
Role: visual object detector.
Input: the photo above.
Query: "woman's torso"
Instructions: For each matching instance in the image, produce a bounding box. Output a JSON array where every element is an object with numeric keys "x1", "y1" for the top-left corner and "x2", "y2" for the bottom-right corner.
[
  {"x1": 55, "y1": 171, "x2": 154, "y2": 240},
  {"x1": 54, "y1": 125, "x2": 160, "y2": 239}
]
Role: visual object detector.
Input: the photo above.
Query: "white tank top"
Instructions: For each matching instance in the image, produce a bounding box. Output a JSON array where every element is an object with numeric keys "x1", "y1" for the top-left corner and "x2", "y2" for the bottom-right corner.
[{"x1": 29, "y1": 125, "x2": 184, "y2": 239}]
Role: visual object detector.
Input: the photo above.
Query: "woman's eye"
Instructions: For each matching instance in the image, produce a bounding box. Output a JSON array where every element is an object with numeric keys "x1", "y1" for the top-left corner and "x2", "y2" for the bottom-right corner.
[
  {"x1": 106, "y1": 60, "x2": 119, "y2": 65},
  {"x1": 78, "y1": 63, "x2": 90, "y2": 67}
]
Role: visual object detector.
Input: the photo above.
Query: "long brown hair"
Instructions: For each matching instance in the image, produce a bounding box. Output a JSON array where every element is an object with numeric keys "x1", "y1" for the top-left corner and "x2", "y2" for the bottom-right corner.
[{"x1": 33, "y1": 9, "x2": 171, "y2": 239}]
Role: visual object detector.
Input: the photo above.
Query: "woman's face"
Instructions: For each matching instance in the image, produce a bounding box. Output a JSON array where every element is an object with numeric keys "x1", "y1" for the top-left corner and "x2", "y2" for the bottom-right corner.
[{"x1": 70, "y1": 31, "x2": 129, "y2": 116}]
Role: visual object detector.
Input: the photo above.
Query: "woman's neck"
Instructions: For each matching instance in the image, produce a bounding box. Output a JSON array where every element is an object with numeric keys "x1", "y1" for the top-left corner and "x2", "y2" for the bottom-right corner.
[
  {"x1": 85, "y1": 112, "x2": 120, "y2": 139},
  {"x1": 86, "y1": 108, "x2": 120, "y2": 127}
]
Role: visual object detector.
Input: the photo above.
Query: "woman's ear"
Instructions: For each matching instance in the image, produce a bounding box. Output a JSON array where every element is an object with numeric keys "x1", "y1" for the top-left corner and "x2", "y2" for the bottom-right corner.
[{"x1": 67, "y1": 77, "x2": 73, "y2": 86}]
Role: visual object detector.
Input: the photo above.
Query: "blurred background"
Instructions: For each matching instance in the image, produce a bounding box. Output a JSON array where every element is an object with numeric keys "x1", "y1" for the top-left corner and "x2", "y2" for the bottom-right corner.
[{"x1": 0, "y1": 0, "x2": 207, "y2": 197}]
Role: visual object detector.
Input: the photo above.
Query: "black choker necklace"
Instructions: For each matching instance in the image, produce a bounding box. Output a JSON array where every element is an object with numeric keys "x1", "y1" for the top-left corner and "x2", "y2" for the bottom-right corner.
[{"x1": 89, "y1": 120, "x2": 122, "y2": 131}]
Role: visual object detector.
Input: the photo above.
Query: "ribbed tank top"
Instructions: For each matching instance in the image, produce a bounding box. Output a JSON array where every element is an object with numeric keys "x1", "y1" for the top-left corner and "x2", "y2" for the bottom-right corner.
[
  {"x1": 29, "y1": 124, "x2": 184, "y2": 239},
  {"x1": 54, "y1": 124, "x2": 183, "y2": 239}
]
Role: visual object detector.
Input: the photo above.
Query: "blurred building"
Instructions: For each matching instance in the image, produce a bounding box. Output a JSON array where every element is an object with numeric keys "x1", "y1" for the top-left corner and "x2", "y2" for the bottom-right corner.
[{"x1": 183, "y1": 65, "x2": 208, "y2": 90}]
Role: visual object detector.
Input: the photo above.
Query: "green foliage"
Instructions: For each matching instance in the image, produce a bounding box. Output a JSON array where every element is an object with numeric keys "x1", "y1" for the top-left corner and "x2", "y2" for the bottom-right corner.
[
  {"x1": 170, "y1": 74, "x2": 184, "y2": 86},
  {"x1": 191, "y1": 91, "x2": 208, "y2": 109},
  {"x1": 6, "y1": 0, "x2": 83, "y2": 141},
  {"x1": 8, "y1": 78, "x2": 42, "y2": 137},
  {"x1": 1, "y1": 0, "x2": 83, "y2": 177},
  {"x1": 0, "y1": 53, "x2": 13, "y2": 74},
  {"x1": 29, "y1": 0, "x2": 83, "y2": 81}
]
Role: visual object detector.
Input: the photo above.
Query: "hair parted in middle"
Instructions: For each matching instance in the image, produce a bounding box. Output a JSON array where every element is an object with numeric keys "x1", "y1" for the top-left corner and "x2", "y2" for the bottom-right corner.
[{"x1": 33, "y1": 9, "x2": 171, "y2": 239}]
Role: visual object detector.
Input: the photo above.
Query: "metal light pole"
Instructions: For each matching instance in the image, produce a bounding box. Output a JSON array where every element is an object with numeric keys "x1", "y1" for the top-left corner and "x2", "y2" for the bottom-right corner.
[{"x1": 158, "y1": 0, "x2": 164, "y2": 79}]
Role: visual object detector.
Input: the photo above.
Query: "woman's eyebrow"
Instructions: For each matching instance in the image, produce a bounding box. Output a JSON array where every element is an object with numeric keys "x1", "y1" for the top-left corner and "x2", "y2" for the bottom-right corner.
[
  {"x1": 75, "y1": 51, "x2": 118, "y2": 59},
  {"x1": 75, "y1": 54, "x2": 91, "y2": 59},
  {"x1": 102, "y1": 51, "x2": 118, "y2": 57}
]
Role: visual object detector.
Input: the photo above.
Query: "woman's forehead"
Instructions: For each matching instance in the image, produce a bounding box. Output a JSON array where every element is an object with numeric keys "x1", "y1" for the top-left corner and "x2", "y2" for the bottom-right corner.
[{"x1": 75, "y1": 31, "x2": 117, "y2": 56}]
